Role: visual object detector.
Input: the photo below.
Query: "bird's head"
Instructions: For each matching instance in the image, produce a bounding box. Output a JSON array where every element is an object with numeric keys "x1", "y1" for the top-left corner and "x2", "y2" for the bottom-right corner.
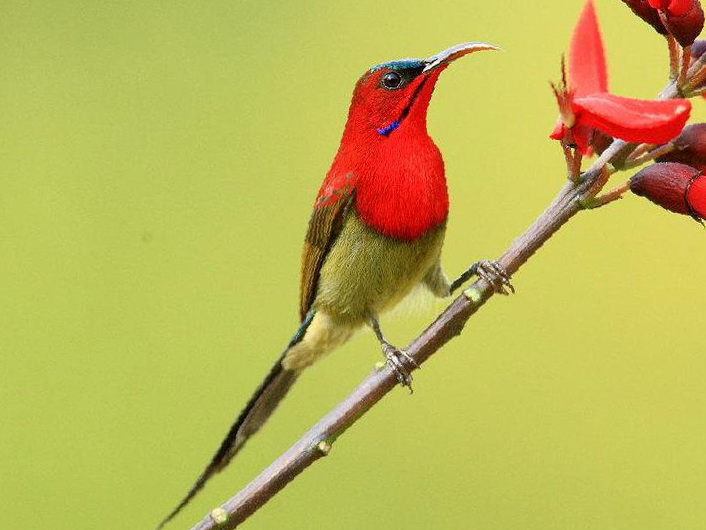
[{"x1": 342, "y1": 42, "x2": 498, "y2": 141}]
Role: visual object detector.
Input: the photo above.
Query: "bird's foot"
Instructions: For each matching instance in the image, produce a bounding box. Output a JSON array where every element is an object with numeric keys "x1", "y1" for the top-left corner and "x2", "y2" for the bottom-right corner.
[
  {"x1": 471, "y1": 260, "x2": 515, "y2": 295},
  {"x1": 381, "y1": 342, "x2": 418, "y2": 393}
]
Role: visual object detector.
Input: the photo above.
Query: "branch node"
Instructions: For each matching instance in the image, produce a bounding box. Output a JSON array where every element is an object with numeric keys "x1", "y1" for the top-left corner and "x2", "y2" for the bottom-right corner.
[
  {"x1": 463, "y1": 285, "x2": 483, "y2": 304},
  {"x1": 210, "y1": 508, "x2": 228, "y2": 526},
  {"x1": 373, "y1": 361, "x2": 386, "y2": 371},
  {"x1": 316, "y1": 440, "x2": 333, "y2": 456},
  {"x1": 578, "y1": 196, "x2": 592, "y2": 210}
]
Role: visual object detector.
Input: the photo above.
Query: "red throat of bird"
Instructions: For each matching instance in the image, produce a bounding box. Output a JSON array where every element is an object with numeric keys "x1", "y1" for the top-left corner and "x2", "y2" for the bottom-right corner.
[{"x1": 317, "y1": 43, "x2": 497, "y2": 240}]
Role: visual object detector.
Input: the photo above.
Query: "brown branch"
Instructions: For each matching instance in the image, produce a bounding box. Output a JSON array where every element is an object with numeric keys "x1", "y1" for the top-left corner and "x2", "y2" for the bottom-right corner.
[
  {"x1": 188, "y1": 79, "x2": 685, "y2": 530},
  {"x1": 187, "y1": 140, "x2": 631, "y2": 530}
]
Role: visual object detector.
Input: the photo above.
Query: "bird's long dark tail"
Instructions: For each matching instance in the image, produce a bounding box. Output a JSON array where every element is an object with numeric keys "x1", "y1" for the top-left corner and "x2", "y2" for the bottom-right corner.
[{"x1": 157, "y1": 313, "x2": 314, "y2": 529}]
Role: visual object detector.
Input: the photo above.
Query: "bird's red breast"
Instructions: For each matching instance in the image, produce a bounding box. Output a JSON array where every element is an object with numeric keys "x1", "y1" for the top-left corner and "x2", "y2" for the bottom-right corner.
[{"x1": 316, "y1": 66, "x2": 449, "y2": 240}]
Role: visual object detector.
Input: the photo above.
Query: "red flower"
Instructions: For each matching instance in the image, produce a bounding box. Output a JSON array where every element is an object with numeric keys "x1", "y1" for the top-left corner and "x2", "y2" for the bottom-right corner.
[{"x1": 551, "y1": 0, "x2": 692, "y2": 155}]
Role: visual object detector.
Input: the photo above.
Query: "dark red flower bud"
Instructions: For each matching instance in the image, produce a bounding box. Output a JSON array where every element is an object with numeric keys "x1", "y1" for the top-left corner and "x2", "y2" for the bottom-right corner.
[
  {"x1": 663, "y1": 1, "x2": 705, "y2": 47},
  {"x1": 657, "y1": 123, "x2": 706, "y2": 168},
  {"x1": 629, "y1": 162, "x2": 705, "y2": 219},
  {"x1": 621, "y1": 0, "x2": 668, "y2": 34}
]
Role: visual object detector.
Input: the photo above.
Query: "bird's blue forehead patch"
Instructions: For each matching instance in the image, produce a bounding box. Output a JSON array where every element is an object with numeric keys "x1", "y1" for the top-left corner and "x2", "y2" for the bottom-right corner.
[{"x1": 369, "y1": 59, "x2": 424, "y2": 72}]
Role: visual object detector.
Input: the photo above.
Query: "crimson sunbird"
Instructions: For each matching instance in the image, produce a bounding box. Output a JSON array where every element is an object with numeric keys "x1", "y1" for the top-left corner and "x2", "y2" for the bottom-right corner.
[{"x1": 159, "y1": 41, "x2": 512, "y2": 527}]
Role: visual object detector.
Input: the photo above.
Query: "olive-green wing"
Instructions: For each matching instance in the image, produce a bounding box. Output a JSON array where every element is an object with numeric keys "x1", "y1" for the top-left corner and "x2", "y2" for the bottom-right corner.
[{"x1": 299, "y1": 183, "x2": 355, "y2": 321}]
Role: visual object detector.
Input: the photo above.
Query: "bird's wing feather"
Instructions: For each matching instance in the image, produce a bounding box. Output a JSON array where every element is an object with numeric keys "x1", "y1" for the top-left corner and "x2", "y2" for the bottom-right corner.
[{"x1": 299, "y1": 173, "x2": 356, "y2": 320}]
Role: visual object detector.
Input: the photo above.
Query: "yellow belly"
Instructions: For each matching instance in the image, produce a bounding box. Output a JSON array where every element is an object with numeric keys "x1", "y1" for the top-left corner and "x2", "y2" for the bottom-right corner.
[
  {"x1": 283, "y1": 210, "x2": 446, "y2": 372},
  {"x1": 314, "y1": 210, "x2": 446, "y2": 324}
]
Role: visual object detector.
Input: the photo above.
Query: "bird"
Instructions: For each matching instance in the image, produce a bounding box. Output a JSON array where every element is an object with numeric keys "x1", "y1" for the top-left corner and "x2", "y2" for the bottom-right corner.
[{"x1": 158, "y1": 41, "x2": 513, "y2": 527}]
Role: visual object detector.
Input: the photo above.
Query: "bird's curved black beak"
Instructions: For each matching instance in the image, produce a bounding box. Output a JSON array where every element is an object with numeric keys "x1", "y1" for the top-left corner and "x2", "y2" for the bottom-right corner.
[{"x1": 422, "y1": 42, "x2": 499, "y2": 73}]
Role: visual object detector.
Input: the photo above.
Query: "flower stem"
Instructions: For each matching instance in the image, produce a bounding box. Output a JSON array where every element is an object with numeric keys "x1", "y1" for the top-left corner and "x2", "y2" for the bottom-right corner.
[
  {"x1": 621, "y1": 142, "x2": 674, "y2": 169},
  {"x1": 561, "y1": 143, "x2": 582, "y2": 182},
  {"x1": 666, "y1": 33, "x2": 680, "y2": 81},
  {"x1": 562, "y1": 143, "x2": 574, "y2": 180},
  {"x1": 689, "y1": 84, "x2": 706, "y2": 96},
  {"x1": 678, "y1": 45, "x2": 692, "y2": 88},
  {"x1": 584, "y1": 182, "x2": 630, "y2": 209},
  {"x1": 684, "y1": 61, "x2": 706, "y2": 94},
  {"x1": 571, "y1": 148, "x2": 582, "y2": 182},
  {"x1": 625, "y1": 143, "x2": 652, "y2": 162}
]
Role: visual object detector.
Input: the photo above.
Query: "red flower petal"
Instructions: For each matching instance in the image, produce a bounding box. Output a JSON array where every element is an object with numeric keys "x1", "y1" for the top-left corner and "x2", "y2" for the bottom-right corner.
[
  {"x1": 686, "y1": 174, "x2": 706, "y2": 218},
  {"x1": 550, "y1": 117, "x2": 565, "y2": 140},
  {"x1": 571, "y1": 121, "x2": 595, "y2": 155},
  {"x1": 570, "y1": 0, "x2": 608, "y2": 97},
  {"x1": 549, "y1": 115, "x2": 595, "y2": 155},
  {"x1": 574, "y1": 93, "x2": 691, "y2": 144}
]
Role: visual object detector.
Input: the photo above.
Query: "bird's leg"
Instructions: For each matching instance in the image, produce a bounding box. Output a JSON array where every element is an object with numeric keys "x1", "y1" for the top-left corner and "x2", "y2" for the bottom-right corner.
[
  {"x1": 368, "y1": 316, "x2": 418, "y2": 392},
  {"x1": 449, "y1": 260, "x2": 515, "y2": 295}
]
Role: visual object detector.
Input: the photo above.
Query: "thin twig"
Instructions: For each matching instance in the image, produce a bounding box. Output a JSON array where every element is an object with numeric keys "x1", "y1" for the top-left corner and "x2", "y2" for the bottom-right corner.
[
  {"x1": 666, "y1": 33, "x2": 680, "y2": 81},
  {"x1": 622, "y1": 142, "x2": 674, "y2": 169},
  {"x1": 678, "y1": 45, "x2": 691, "y2": 87},
  {"x1": 662, "y1": 45, "x2": 706, "y2": 97},
  {"x1": 570, "y1": 148, "x2": 583, "y2": 181},
  {"x1": 560, "y1": 143, "x2": 583, "y2": 182},
  {"x1": 586, "y1": 182, "x2": 631, "y2": 209},
  {"x1": 562, "y1": 143, "x2": 575, "y2": 179},
  {"x1": 685, "y1": 65, "x2": 706, "y2": 94},
  {"x1": 625, "y1": 143, "x2": 652, "y2": 162}
]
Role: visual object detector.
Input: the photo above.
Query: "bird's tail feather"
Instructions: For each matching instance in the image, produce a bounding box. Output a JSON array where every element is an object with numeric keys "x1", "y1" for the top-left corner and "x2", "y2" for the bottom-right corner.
[{"x1": 157, "y1": 313, "x2": 314, "y2": 528}]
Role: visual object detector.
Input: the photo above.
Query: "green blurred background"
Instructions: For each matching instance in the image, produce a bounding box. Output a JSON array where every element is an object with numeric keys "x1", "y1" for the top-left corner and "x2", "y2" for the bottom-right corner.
[{"x1": 2, "y1": 1, "x2": 706, "y2": 529}]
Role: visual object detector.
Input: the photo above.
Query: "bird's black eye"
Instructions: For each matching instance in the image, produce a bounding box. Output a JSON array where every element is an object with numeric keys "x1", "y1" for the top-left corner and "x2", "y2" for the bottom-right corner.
[{"x1": 381, "y1": 71, "x2": 402, "y2": 89}]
